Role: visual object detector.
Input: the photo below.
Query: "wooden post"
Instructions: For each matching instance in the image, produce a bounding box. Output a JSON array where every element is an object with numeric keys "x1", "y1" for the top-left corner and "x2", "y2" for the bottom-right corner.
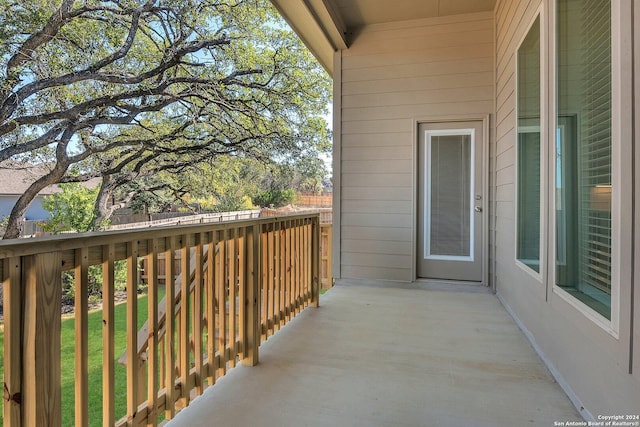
[
  {"x1": 311, "y1": 217, "x2": 321, "y2": 308},
  {"x1": 23, "y1": 252, "x2": 62, "y2": 427},
  {"x1": 242, "y1": 225, "x2": 260, "y2": 366},
  {"x1": 3, "y1": 257, "x2": 23, "y2": 427}
]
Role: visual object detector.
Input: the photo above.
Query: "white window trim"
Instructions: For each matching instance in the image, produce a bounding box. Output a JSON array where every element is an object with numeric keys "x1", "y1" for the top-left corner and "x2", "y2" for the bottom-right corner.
[
  {"x1": 423, "y1": 128, "x2": 475, "y2": 262},
  {"x1": 514, "y1": 7, "x2": 546, "y2": 283},
  {"x1": 548, "y1": 0, "x2": 624, "y2": 338}
]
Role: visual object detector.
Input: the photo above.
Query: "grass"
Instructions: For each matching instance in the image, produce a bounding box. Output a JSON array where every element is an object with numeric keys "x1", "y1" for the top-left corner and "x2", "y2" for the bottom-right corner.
[
  {"x1": 1, "y1": 292, "x2": 160, "y2": 426},
  {"x1": 0, "y1": 285, "x2": 318, "y2": 425}
]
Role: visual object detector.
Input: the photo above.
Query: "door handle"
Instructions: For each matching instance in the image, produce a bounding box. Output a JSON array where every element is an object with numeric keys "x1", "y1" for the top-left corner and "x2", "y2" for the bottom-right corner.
[{"x1": 474, "y1": 206, "x2": 482, "y2": 213}]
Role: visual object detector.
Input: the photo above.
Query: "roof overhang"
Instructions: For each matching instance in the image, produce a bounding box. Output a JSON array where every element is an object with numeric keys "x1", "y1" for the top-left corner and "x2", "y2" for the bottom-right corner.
[{"x1": 269, "y1": 0, "x2": 497, "y2": 76}]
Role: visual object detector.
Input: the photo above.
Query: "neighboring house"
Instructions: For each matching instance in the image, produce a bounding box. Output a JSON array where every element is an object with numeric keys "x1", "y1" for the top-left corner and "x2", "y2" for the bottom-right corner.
[
  {"x1": 272, "y1": 0, "x2": 638, "y2": 418},
  {"x1": 0, "y1": 162, "x2": 101, "y2": 222},
  {"x1": 0, "y1": 162, "x2": 62, "y2": 221}
]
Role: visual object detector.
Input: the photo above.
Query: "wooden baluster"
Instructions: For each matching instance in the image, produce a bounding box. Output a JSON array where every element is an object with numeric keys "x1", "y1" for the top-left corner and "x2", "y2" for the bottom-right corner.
[
  {"x1": 102, "y1": 245, "x2": 115, "y2": 427},
  {"x1": 284, "y1": 221, "x2": 291, "y2": 323},
  {"x1": 164, "y1": 237, "x2": 176, "y2": 420},
  {"x1": 273, "y1": 222, "x2": 280, "y2": 332},
  {"x1": 312, "y1": 217, "x2": 321, "y2": 308},
  {"x1": 228, "y1": 229, "x2": 237, "y2": 368},
  {"x1": 206, "y1": 231, "x2": 217, "y2": 385},
  {"x1": 279, "y1": 222, "x2": 286, "y2": 328},
  {"x1": 267, "y1": 224, "x2": 274, "y2": 336},
  {"x1": 23, "y1": 252, "x2": 62, "y2": 427},
  {"x1": 237, "y1": 228, "x2": 246, "y2": 359},
  {"x1": 3, "y1": 257, "x2": 23, "y2": 426},
  {"x1": 126, "y1": 241, "x2": 139, "y2": 426},
  {"x1": 147, "y1": 239, "x2": 159, "y2": 426},
  {"x1": 158, "y1": 334, "x2": 165, "y2": 404},
  {"x1": 294, "y1": 220, "x2": 301, "y2": 314},
  {"x1": 179, "y1": 236, "x2": 190, "y2": 408},
  {"x1": 216, "y1": 230, "x2": 227, "y2": 378},
  {"x1": 299, "y1": 220, "x2": 305, "y2": 309},
  {"x1": 304, "y1": 220, "x2": 311, "y2": 307},
  {"x1": 194, "y1": 233, "x2": 204, "y2": 395},
  {"x1": 260, "y1": 226, "x2": 268, "y2": 341},
  {"x1": 75, "y1": 248, "x2": 89, "y2": 427}
]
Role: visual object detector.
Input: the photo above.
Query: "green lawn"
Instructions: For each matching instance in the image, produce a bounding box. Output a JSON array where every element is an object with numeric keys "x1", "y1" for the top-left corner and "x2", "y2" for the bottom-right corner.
[
  {"x1": 0, "y1": 286, "x2": 317, "y2": 425},
  {"x1": 1, "y1": 293, "x2": 159, "y2": 426}
]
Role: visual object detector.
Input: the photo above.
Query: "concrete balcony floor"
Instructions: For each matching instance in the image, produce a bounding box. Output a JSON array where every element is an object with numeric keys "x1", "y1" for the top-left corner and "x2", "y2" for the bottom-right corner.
[{"x1": 168, "y1": 281, "x2": 582, "y2": 426}]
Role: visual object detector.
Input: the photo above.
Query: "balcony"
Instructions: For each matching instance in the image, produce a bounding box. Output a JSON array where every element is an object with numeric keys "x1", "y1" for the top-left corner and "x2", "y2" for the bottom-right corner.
[
  {"x1": 0, "y1": 213, "x2": 581, "y2": 426},
  {"x1": 168, "y1": 282, "x2": 583, "y2": 426}
]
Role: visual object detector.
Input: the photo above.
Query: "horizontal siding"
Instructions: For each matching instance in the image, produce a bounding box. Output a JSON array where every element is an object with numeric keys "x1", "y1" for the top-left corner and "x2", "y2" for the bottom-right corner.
[
  {"x1": 341, "y1": 226, "x2": 413, "y2": 242},
  {"x1": 343, "y1": 86, "x2": 494, "y2": 108},
  {"x1": 342, "y1": 57, "x2": 494, "y2": 82},
  {"x1": 493, "y1": 0, "x2": 537, "y2": 292},
  {"x1": 494, "y1": 0, "x2": 640, "y2": 416},
  {"x1": 342, "y1": 101, "x2": 493, "y2": 121},
  {"x1": 341, "y1": 186, "x2": 413, "y2": 201},
  {"x1": 341, "y1": 159, "x2": 410, "y2": 174},
  {"x1": 342, "y1": 173, "x2": 411, "y2": 188},
  {"x1": 342, "y1": 239, "x2": 413, "y2": 256},
  {"x1": 342, "y1": 200, "x2": 413, "y2": 215},
  {"x1": 342, "y1": 72, "x2": 494, "y2": 96},
  {"x1": 340, "y1": 12, "x2": 494, "y2": 282},
  {"x1": 342, "y1": 146, "x2": 412, "y2": 160}
]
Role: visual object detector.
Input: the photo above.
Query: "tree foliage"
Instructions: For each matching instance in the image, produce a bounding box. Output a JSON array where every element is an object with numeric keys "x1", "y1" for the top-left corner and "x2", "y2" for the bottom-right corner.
[
  {"x1": 0, "y1": 0, "x2": 331, "y2": 238},
  {"x1": 41, "y1": 182, "x2": 99, "y2": 233}
]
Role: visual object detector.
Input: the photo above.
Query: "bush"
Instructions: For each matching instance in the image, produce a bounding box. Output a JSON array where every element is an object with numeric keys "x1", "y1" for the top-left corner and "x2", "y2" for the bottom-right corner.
[{"x1": 253, "y1": 188, "x2": 295, "y2": 208}]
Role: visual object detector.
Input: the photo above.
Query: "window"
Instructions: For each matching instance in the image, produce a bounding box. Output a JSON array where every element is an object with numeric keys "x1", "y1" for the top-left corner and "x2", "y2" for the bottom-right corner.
[
  {"x1": 516, "y1": 15, "x2": 541, "y2": 273},
  {"x1": 555, "y1": 0, "x2": 611, "y2": 319}
]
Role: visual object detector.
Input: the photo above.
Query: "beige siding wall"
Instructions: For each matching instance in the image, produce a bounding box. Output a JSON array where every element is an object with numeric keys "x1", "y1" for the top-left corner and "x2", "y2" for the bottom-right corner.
[
  {"x1": 339, "y1": 12, "x2": 494, "y2": 282},
  {"x1": 494, "y1": 0, "x2": 640, "y2": 416}
]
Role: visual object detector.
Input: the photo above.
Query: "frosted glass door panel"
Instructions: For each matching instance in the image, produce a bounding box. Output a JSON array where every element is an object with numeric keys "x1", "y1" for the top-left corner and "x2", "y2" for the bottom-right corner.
[{"x1": 426, "y1": 133, "x2": 472, "y2": 259}]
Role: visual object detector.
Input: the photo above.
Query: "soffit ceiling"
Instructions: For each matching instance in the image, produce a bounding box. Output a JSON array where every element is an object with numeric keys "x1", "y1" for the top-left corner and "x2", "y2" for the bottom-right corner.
[
  {"x1": 331, "y1": 0, "x2": 497, "y2": 29},
  {"x1": 269, "y1": 0, "x2": 497, "y2": 75}
]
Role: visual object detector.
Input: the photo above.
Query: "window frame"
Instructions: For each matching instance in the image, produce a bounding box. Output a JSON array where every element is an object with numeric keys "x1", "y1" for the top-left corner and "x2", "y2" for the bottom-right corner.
[
  {"x1": 514, "y1": 8, "x2": 546, "y2": 282},
  {"x1": 548, "y1": 0, "x2": 628, "y2": 337}
]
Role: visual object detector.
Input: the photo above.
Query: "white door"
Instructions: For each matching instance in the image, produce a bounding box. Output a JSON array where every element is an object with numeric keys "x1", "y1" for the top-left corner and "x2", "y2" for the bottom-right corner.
[{"x1": 417, "y1": 121, "x2": 484, "y2": 282}]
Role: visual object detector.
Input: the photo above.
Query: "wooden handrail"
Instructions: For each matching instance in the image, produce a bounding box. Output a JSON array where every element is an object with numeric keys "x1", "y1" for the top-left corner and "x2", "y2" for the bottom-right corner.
[{"x1": 1, "y1": 213, "x2": 321, "y2": 427}]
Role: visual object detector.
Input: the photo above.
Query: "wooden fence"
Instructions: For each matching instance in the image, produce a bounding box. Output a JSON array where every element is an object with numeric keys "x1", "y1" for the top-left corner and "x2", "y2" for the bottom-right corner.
[
  {"x1": 296, "y1": 193, "x2": 332, "y2": 207},
  {"x1": 0, "y1": 214, "x2": 320, "y2": 426}
]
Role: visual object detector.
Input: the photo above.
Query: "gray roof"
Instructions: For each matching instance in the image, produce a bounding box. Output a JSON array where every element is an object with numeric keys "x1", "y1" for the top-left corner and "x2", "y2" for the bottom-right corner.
[{"x1": 0, "y1": 162, "x2": 100, "y2": 196}]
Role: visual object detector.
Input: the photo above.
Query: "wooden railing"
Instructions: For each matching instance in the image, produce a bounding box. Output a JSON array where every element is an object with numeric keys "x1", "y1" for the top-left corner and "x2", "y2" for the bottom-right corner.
[{"x1": 1, "y1": 214, "x2": 320, "y2": 427}]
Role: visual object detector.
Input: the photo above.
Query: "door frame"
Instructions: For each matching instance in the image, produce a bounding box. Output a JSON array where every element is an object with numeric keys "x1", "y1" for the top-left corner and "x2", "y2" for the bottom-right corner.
[{"x1": 412, "y1": 114, "x2": 492, "y2": 287}]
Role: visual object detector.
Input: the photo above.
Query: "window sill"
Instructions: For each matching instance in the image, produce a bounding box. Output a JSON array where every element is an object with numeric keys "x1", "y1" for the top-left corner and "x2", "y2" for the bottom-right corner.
[{"x1": 552, "y1": 285, "x2": 618, "y2": 339}]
